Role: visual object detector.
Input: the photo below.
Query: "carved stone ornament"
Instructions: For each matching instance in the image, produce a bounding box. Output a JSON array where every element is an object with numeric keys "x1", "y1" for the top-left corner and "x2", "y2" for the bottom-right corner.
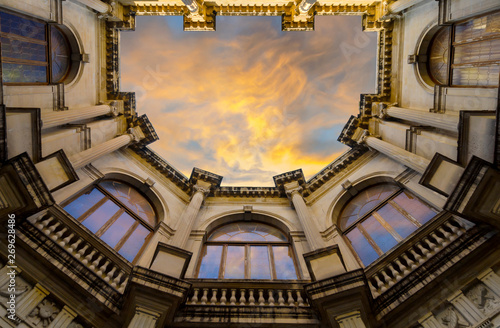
[
  {"x1": 440, "y1": 307, "x2": 470, "y2": 328},
  {"x1": 27, "y1": 299, "x2": 60, "y2": 328},
  {"x1": 285, "y1": 185, "x2": 303, "y2": 198},
  {"x1": 466, "y1": 283, "x2": 500, "y2": 314},
  {"x1": 193, "y1": 184, "x2": 210, "y2": 196}
]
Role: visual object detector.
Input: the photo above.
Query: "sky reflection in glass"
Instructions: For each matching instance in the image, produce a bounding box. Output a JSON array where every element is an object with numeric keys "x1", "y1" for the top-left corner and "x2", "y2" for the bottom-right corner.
[
  {"x1": 198, "y1": 245, "x2": 223, "y2": 279},
  {"x1": 225, "y1": 246, "x2": 245, "y2": 279},
  {"x1": 250, "y1": 246, "x2": 271, "y2": 279},
  {"x1": 209, "y1": 222, "x2": 286, "y2": 242},
  {"x1": 273, "y1": 246, "x2": 297, "y2": 279}
]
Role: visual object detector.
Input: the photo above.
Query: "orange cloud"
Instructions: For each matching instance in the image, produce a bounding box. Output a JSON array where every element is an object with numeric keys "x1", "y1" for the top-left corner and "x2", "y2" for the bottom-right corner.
[{"x1": 121, "y1": 16, "x2": 377, "y2": 186}]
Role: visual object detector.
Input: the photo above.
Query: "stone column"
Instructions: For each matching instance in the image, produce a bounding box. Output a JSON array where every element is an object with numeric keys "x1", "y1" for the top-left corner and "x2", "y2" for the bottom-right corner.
[
  {"x1": 17, "y1": 284, "x2": 50, "y2": 319},
  {"x1": 127, "y1": 307, "x2": 161, "y2": 328},
  {"x1": 335, "y1": 311, "x2": 367, "y2": 328},
  {"x1": 384, "y1": 106, "x2": 459, "y2": 132},
  {"x1": 68, "y1": 126, "x2": 144, "y2": 170},
  {"x1": 298, "y1": 0, "x2": 317, "y2": 13},
  {"x1": 71, "y1": 0, "x2": 112, "y2": 14},
  {"x1": 448, "y1": 291, "x2": 484, "y2": 324},
  {"x1": 330, "y1": 227, "x2": 361, "y2": 271},
  {"x1": 47, "y1": 306, "x2": 77, "y2": 328},
  {"x1": 418, "y1": 312, "x2": 443, "y2": 328},
  {"x1": 285, "y1": 182, "x2": 324, "y2": 251},
  {"x1": 171, "y1": 182, "x2": 210, "y2": 248},
  {"x1": 360, "y1": 132, "x2": 430, "y2": 174},
  {"x1": 42, "y1": 105, "x2": 115, "y2": 130}
]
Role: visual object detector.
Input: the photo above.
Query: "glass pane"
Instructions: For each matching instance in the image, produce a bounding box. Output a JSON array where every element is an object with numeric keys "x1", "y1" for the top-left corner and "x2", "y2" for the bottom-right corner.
[
  {"x1": 250, "y1": 246, "x2": 271, "y2": 279},
  {"x1": 0, "y1": 12, "x2": 46, "y2": 40},
  {"x1": 50, "y1": 26, "x2": 70, "y2": 82},
  {"x1": 428, "y1": 27, "x2": 451, "y2": 85},
  {"x1": 63, "y1": 188, "x2": 106, "y2": 220},
  {"x1": 340, "y1": 184, "x2": 399, "y2": 229},
  {"x1": 100, "y1": 212, "x2": 136, "y2": 248},
  {"x1": 455, "y1": 12, "x2": 500, "y2": 43},
  {"x1": 2, "y1": 63, "x2": 47, "y2": 83},
  {"x1": 346, "y1": 228, "x2": 380, "y2": 266},
  {"x1": 273, "y1": 246, "x2": 297, "y2": 280},
  {"x1": 198, "y1": 245, "x2": 223, "y2": 279},
  {"x1": 393, "y1": 191, "x2": 438, "y2": 225},
  {"x1": 453, "y1": 39, "x2": 500, "y2": 65},
  {"x1": 81, "y1": 200, "x2": 120, "y2": 233},
  {"x1": 452, "y1": 66, "x2": 500, "y2": 87},
  {"x1": 376, "y1": 204, "x2": 417, "y2": 239},
  {"x1": 361, "y1": 215, "x2": 398, "y2": 253},
  {"x1": 118, "y1": 225, "x2": 149, "y2": 262},
  {"x1": 209, "y1": 222, "x2": 286, "y2": 242},
  {"x1": 224, "y1": 246, "x2": 245, "y2": 279},
  {"x1": 1, "y1": 37, "x2": 47, "y2": 61},
  {"x1": 99, "y1": 181, "x2": 156, "y2": 225}
]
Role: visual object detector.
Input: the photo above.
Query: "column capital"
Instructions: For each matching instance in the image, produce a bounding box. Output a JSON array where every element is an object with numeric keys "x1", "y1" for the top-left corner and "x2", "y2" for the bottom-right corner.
[
  {"x1": 273, "y1": 169, "x2": 308, "y2": 197},
  {"x1": 189, "y1": 167, "x2": 223, "y2": 193},
  {"x1": 284, "y1": 182, "x2": 303, "y2": 199},
  {"x1": 193, "y1": 183, "x2": 211, "y2": 197},
  {"x1": 130, "y1": 114, "x2": 159, "y2": 147}
]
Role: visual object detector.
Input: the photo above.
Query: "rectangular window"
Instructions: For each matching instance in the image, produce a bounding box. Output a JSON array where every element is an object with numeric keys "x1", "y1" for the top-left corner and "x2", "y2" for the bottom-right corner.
[
  {"x1": 224, "y1": 246, "x2": 245, "y2": 279},
  {"x1": 198, "y1": 245, "x2": 223, "y2": 279},
  {"x1": 250, "y1": 246, "x2": 271, "y2": 279}
]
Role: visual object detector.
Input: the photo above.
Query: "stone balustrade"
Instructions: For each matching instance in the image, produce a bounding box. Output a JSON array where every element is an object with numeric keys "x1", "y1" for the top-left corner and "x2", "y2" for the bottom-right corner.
[
  {"x1": 366, "y1": 216, "x2": 471, "y2": 298},
  {"x1": 187, "y1": 284, "x2": 308, "y2": 307},
  {"x1": 28, "y1": 206, "x2": 132, "y2": 293}
]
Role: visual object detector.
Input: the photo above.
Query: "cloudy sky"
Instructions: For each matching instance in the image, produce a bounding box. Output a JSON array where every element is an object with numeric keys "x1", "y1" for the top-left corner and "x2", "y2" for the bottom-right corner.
[{"x1": 121, "y1": 15, "x2": 377, "y2": 186}]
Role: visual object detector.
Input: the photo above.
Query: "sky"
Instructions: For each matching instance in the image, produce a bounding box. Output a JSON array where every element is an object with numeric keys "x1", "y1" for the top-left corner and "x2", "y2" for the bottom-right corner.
[{"x1": 121, "y1": 15, "x2": 377, "y2": 186}]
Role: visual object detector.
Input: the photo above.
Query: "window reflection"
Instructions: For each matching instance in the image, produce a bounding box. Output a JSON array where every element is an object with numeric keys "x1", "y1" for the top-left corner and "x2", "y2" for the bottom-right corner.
[
  {"x1": 341, "y1": 184, "x2": 438, "y2": 267},
  {"x1": 197, "y1": 222, "x2": 299, "y2": 280},
  {"x1": 63, "y1": 180, "x2": 156, "y2": 263}
]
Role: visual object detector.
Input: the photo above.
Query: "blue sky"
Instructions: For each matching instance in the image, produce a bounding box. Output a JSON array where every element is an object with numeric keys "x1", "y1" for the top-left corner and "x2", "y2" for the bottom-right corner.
[{"x1": 121, "y1": 15, "x2": 377, "y2": 186}]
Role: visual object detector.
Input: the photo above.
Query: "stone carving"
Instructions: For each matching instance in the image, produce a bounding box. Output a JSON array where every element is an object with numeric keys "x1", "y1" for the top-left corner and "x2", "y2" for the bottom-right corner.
[
  {"x1": 440, "y1": 307, "x2": 470, "y2": 328},
  {"x1": 466, "y1": 284, "x2": 500, "y2": 314},
  {"x1": 27, "y1": 299, "x2": 60, "y2": 327}
]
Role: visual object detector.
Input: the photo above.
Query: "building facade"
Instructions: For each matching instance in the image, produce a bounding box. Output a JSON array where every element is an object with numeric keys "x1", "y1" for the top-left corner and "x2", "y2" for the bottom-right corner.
[{"x1": 0, "y1": 0, "x2": 499, "y2": 327}]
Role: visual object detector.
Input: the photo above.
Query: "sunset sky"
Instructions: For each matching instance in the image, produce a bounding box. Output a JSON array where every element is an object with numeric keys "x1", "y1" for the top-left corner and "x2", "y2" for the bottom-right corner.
[{"x1": 121, "y1": 15, "x2": 377, "y2": 186}]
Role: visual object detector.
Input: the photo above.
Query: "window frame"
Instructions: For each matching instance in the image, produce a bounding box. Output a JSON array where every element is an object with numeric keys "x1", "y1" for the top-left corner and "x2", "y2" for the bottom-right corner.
[
  {"x1": 0, "y1": 9, "x2": 72, "y2": 85},
  {"x1": 341, "y1": 184, "x2": 439, "y2": 267},
  {"x1": 62, "y1": 181, "x2": 156, "y2": 264},
  {"x1": 427, "y1": 10, "x2": 500, "y2": 88},
  {"x1": 196, "y1": 222, "x2": 301, "y2": 280}
]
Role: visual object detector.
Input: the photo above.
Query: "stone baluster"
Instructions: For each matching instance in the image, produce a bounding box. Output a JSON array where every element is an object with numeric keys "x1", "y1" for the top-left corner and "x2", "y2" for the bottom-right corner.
[
  {"x1": 268, "y1": 290, "x2": 275, "y2": 306},
  {"x1": 42, "y1": 105, "x2": 115, "y2": 130},
  {"x1": 97, "y1": 260, "x2": 110, "y2": 276},
  {"x1": 248, "y1": 289, "x2": 255, "y2": 306},
  {"x1": 369, "y1": 279, "x2": 380, "y2": 298},
  {"x1": 239, "y1": 289, "x2": 247, "y2": 305},
  {"x1": 258, "y1": 289, "x2": 265, "y2": 306},
  {"x1": 210, "y1": 289, "x2": 218, "y2": 305},
  {"x1": 90, "y1": 255, "x2": 103, "y2": 271},
  {"x1": 77, "y1": 244, "x2": 90, "y2": 260},
  {"x1": 61, "y1": 233, "x2": 75, "y2": 248},
  {"x1": 220, "y1": 289, "x2": 227, "y2": 305},
  {"x1": 402, "y1": 253, "x2": 418, "y2": 270},
  {"x1": 113, "y1": 270, "x2": 125, "y2": 289},
  {"x1": 16, "y1": 284, "x2": 50, "y2": 319},
  {"x1": 190, "y1": 289, "x2": 199, "y2": 304},
  {"x1": 70, "y1": 0, "x2": 112, "y2": 14},
  {"x1": 105, "y1": 265, "x2": 117, "y2": 283},
  {"x1": 296, "y1": 291, "x2": 305, "y2": 306},
  {"x1": 230, "y1": 289, "x2": 237, "y2": 305},
  {"x1": 278, "y1": 290, "x2": 285, "y2": 306},
  {"x1": 287, "y1": 290, "x2": 295, "y2": 306},
  {"x1": 200, "y1": 288, "x2": 208, "y2": 305}
]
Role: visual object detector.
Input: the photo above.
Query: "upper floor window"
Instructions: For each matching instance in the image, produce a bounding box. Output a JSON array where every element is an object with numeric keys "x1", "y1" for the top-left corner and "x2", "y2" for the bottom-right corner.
[
  {"x1": 428, "y1": 11, "x2": 500, "y2": 87},
  {"x1": 197, "y1": 222, "x2": 299, "y2": 280},
  {"x1": 0, "y1": 10, "x2": 72, "y2": 84},
  {"x1": 340, "y1": 184, "x2": 438, "y2": 267},
  {"x1": 63, "y1": 180, "x2": 156, "y2": 263}
]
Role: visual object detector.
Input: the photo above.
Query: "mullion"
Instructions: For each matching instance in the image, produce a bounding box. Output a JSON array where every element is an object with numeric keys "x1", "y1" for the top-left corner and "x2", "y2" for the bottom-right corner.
[
  {"x1": 77, "y1": 196, "x2": 108, "y2": 222},
  {"x1": 388, "y1": 199, "x2": 421, "y2": 228},
  {"x1": 115, "y1": 221, "x2": 139, "y2": 251},
  {"x1": 356, "y1": 224, "x2": 384, "y2": 256},
  {"x1": 372, "y1": 211, "x2": 404, "y2": 242},
  {"x1": 268, "y1": 245, "x2": 277, "y2": 280},
  {"x1": 94, "y1": 208, "x2": 125, "y2": 237},
  {"x1": 220, "y1": 245, "x2": 228, "y2": 279},
  {"x1": 343, "y1": 189, "x2": 402, "y2": 234}
]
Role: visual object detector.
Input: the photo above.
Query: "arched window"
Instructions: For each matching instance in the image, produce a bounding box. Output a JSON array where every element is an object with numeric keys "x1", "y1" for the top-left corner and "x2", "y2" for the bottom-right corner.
[
  {"x1": 197, "y1": 222, "x2": 299, "y2": 280},
  {"x1": 340, "y1": 184, "x2": 438, "y2": 267},
  {"x1": 62, "y1": 180, "x2": 156, "y2": 263},
  {"x1": 0, "y1": 10, "x2": 74, "y2": 84},
  {"x1": 428, "y1": 11, "x2": 500, "y2": 87}
]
